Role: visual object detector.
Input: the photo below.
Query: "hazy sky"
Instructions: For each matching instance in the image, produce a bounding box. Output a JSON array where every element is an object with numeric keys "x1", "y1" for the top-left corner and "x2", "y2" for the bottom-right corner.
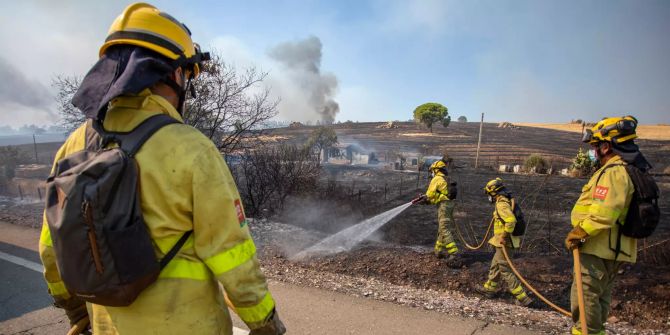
[{"x1": 1, "y1": 0, "x2": 668, "y2": 127}]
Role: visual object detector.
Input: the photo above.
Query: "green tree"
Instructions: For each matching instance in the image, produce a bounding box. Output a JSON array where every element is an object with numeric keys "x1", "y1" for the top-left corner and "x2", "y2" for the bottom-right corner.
[
  {"x1": 413, "y1": 102, "x2": 450, "y2": 133},
  {"x1": 307, "y1": 127, "x2": 338, "y2": 161},
  {"x1": 457, "y1": 116, "x2": 467, "y2": 123}
]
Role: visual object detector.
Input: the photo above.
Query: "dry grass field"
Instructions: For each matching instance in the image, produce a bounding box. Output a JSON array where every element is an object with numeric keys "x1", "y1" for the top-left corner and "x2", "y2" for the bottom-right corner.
[{"x1": 517, "y1": 123, "x2": 670, "y2": 141}]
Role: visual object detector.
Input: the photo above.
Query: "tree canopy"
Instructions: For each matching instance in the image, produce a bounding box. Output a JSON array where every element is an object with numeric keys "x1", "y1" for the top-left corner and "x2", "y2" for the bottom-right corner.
[{"x1": 413, "y1": 102, "x2": 450, "y2": 133}]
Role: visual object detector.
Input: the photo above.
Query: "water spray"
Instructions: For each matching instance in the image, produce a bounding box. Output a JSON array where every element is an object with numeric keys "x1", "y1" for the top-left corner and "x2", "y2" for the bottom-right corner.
[{"x1": 293, "y1": 195, "x2": 427, "y2": 260}]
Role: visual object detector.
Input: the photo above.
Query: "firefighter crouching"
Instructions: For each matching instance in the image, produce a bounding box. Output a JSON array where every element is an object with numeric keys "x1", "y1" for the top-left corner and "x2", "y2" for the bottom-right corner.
[
  {"x1": 565, "y1": 116, "x2": 654, "y2": 335},
  {"x1": 475, "y1": 178, "x2": 533, "y2": 307}
]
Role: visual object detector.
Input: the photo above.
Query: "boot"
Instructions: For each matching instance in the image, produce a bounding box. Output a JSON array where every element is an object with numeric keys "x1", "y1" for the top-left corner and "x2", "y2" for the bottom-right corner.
[
  {"x1": 474, "y1": 282, "x2": 500, "y2": 298},
  {"x1": 515, "y1": 294, "x2": 534, "y2": 307}
]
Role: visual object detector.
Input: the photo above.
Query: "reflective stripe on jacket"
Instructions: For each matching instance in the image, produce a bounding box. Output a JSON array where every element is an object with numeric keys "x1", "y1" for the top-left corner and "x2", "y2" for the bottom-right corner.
[
  {"x1": 38, "y1": 90, "x2": 275, "y2": 334},
  {"x1": 488, "y1": 196, "x2": 520, "y2": 248},
  {"x1": 571, "y1": 155, "x2": 636, "y2": 262},
  {"x1": 426, "y1": 173, "x2": 450, "y2": 204}
]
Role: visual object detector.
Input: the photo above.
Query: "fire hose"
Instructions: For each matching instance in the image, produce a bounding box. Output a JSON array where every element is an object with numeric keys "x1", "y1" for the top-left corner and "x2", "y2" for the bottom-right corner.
[
  {"x1": 67, "y1": 316, "x2": 90, "y2": 335},
  {"x1": 454, "y1": 217, "x2": 494, "y2": 250},
  {"x1": 500, "y1": 246, "x2": 575, "y2": 317}
]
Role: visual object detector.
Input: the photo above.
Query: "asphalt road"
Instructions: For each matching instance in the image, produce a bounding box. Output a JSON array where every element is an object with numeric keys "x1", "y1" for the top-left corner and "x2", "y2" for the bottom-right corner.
[{"x1": 0, "y1": 222, "x2": 538, "y2": 335}]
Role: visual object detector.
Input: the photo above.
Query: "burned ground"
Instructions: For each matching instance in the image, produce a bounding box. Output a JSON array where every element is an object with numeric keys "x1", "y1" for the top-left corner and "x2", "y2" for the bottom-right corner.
[{"x1": 2, "y1": 122, "x2": 669, "y2": 333}]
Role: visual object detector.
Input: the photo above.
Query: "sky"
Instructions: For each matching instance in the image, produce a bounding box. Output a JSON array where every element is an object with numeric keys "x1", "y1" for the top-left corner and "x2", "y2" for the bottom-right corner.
[{"x1": 0, "y1": 0, "x2": 668, "y2": 128}]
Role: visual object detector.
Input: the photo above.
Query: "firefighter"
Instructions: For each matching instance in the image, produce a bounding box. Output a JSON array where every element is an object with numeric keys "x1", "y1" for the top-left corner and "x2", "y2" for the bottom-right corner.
[
  {"x1": 475, "y1": 178, "x2": 533, "y2": 307},
  {"x1": 425, "y1": 159, "x2": 459, "y2": 259},
  {"x1": 38, "y1": 3, "x2": 285, "y2": 334},
  {"x1": 565, "y1": 116, "x2": 651, "y2": 335}
]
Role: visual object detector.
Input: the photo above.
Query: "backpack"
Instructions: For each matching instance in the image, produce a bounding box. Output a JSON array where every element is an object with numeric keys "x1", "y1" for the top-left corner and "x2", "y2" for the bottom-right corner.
[
  {"x1": 437, "y1": 175, "x2": 458, "y2": 200},
  {"x1": 595, "y1": 163, "x2": 661, "y2": 238},
  {"x1": 495, "y1": 198, "x2": 526, "y2": 236},
  {"x1": 45, "y1": 114, "x2": 192, "y2": 307},
  {"x1": 447, "y1": 180, "x2": 458, "y2": 200}
]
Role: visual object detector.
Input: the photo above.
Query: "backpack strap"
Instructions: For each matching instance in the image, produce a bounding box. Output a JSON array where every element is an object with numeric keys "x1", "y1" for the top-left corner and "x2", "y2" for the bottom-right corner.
[
  {"x1": 84, "y1": 120, "x2": 103, "y2": 151},
  {"x1": 159, "y1": 230, "x2": 193, "y2": 270},
  {"x1": 91, "y1": 114, "x2": 179, "y2": 157}
]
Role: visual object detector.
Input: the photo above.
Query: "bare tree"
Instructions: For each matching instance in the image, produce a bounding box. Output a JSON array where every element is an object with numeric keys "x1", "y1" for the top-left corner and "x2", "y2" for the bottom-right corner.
[
  {"x1": 52, "y1": 51, "x2": 278, "y2": 155},
  {"x1": 184, "y1": 51, "x2": 279, "y2": 154},
  {"x1": 52, "y1": 75, "x2": 84, "y2": 134},
  {"x1": 230, "y1": 144, "x2": 320, "y2": 217}
]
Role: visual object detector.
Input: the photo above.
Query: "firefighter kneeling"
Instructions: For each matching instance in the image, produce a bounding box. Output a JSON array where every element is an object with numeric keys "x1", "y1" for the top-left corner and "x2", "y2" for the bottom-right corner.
[{"x1": 475, "y1": 178, "x2": 533, "y2": 307}]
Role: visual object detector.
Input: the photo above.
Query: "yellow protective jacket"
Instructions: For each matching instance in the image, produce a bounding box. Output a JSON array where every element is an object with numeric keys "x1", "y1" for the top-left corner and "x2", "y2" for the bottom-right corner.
[
  {"x1": 39, "y1": 90, "x2": 276, "y2": 334},
  {"x1": 425, "y1": 172, "x2": 450, "y2": 205},
  {"x1": 488, "y1": 196, "x2": 521, "y2": 248},
  {"x1": 571, "y1": 155, "x2": 636, "y2": 262}
]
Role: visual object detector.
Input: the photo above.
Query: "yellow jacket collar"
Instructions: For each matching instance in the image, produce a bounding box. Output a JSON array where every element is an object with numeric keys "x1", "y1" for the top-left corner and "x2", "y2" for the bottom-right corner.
[
  {"x1": 103, "y1": 89, "x2": 184, "y2": 132},
  {"x1": 602, "y1": 155, "x2": 624, "y2": 168}
]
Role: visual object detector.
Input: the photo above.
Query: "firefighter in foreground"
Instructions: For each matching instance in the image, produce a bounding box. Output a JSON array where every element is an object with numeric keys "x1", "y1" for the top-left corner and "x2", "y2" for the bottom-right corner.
[
  {"x1": 425, "y1": 159, "x2": 459, "y2": 259},
  {"x1": 38, "y1": 3, "x2": 284, "y2": 334},
  {"x1": 565, "y1": 116, "x2": 652, "y2": 335},
  {"x1": 475, "y1": 178, "x2": 533, "y2": 307}
]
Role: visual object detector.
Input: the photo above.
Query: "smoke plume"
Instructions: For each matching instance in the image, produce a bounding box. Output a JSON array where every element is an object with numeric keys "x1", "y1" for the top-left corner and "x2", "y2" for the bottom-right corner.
[
  {"x1": 0, "y1": 56, "x2": 53, "y2": 110},
  {"x1": 269, "y1": 36, "x2": 339, "y2": 124}
]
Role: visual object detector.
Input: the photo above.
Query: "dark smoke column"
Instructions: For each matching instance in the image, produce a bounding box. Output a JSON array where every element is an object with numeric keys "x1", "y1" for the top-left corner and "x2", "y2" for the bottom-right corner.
[{"x1": 269, "y1": 36, "x2": 339, "y2": 124}]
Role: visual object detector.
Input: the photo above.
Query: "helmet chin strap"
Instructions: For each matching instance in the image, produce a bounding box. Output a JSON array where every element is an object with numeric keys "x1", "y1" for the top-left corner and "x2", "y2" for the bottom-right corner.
[{"x1": 161, "y1": 70, "x2": 190, "y2": 115}]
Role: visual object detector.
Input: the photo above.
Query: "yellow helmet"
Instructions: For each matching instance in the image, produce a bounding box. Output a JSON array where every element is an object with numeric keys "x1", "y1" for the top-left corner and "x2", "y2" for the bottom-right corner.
[
  {"x1": 484, "y1": 178, "x2": 505, "y2": 195},
  {"x1": 582, "y1": 116, "x2": 638, "y2": 145},
  {"x1": 429, "y1": 160, "x2": 447, "y2": 173},
  {"x1": 100, "y1": 3, "x2": 209, "y2": 77}
]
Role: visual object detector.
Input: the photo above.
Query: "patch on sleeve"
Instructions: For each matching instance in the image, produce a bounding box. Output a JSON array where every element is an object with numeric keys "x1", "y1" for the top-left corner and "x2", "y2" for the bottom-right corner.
[
  {"x1": 593, "y1": 186, "x2": 609, "y2": 200},
  {"x1": 234, "y1": 199, "x2": 247, "y2": 227}
]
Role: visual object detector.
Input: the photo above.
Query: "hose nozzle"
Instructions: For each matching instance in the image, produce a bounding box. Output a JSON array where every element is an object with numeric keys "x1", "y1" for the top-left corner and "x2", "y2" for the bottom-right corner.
[{"x1": 411, "y1": 194, "x2": 427, "y2": 204}]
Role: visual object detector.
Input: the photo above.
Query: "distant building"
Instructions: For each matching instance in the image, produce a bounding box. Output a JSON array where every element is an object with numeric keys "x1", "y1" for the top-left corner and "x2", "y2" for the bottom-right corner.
[{"x1": 345, "y1": 144, "x2": 378, "y2": 165}]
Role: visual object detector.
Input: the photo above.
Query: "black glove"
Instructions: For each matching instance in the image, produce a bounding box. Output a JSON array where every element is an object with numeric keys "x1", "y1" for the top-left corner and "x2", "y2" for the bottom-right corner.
[
  {"x1": 249, "y1": 309, "x2": 286, "y2": 335},
  {"x1": 54, "y1": 297, "x2": 88, "y2": 326}
]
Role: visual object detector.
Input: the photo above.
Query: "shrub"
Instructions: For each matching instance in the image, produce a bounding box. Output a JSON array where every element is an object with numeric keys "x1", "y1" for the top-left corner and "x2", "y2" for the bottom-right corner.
[
  {"x1": 524, "y1": 154, "x2": 547, "y2": 173},
  {"x1": 570, "y1": 148, "x2": 595, "y2": 177},
  {"x1": 457, "y1": 116, "x2": 467, "y2": 123}
]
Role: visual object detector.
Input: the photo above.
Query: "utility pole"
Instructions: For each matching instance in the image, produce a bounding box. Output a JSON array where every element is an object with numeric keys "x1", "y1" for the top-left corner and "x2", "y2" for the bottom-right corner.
[
  {"x1": 475, "y1": 113, "x2": 484, "y2": 168},
  {"x1": 32, "y1": 133, "x2": 38, "y2": 164}
]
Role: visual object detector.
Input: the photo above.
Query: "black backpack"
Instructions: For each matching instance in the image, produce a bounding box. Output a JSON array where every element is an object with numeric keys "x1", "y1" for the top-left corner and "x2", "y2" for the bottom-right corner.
[
  {"x1": 595, "y1": 163, "x2": 661, "y2": 238},
  {"x1": 495, "y1": 198, "x2": 526, "y2": 236},
  {"x1": 447, "y1": 180, "x2": 458, "y2": 200},
  {"x1": 621, "y1": 165, "x2": 661, "y2": 238},
  {"x1": 45, "y1": 114, "x2": 192, "y2": 307}
]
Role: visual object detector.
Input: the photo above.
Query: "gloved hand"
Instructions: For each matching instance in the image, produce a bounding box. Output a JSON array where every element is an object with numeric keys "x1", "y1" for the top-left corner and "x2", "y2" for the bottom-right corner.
[
  {"x1": 565, "y1": 226, "x2": 589, "y2": 250},
  {"x1": 498, "y1": 232, "x2": 508, "y2": 246},
  {"x1": 249, "y1": 309, "x2": 286, "y2": 335},
  {"x1": 54, "y1": 297, "x2": 88, "y2": 327},
  {"x1": 411, "y1": 194, "x2": 428, "y2": 205}
]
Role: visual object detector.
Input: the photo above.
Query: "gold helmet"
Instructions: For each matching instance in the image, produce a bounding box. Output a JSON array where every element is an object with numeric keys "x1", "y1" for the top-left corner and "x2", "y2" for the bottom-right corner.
[
  {"x1": 100, "y1": 3, "x2": 210, "y2": 77},
  {"x1": 484, "y1": 178, "x2": 505, "y2": 195},
  {"x1": 582, "y1": 116, "x2": 638, "y2": 145}
]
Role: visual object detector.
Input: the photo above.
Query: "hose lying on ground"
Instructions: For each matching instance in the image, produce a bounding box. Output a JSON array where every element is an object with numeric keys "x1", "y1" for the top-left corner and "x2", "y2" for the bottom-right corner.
[{"x1": 500, "y1": 245, "x2": 571, "y2": 317}]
